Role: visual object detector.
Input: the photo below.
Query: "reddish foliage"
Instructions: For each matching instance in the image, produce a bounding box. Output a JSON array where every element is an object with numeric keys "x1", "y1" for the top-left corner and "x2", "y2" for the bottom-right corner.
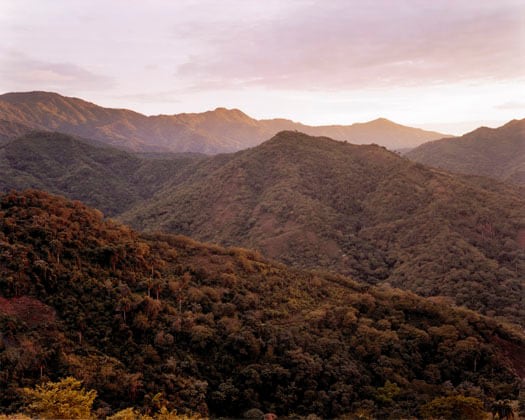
[
  {"x1": 493, "y1": 335, "x2": 525, "y2": 379},
  {"x1": 517, "y1": 229, "x2": 525, "y2": 249},
  {"x1": 0, "y1": 296, "x2": 56, "y2": 327}
]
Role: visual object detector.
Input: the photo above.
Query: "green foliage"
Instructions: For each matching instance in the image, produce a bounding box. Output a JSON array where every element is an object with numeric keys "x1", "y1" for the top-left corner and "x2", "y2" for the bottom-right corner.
[
  {"x1": 22, "y1": 377, "x2": 96, "y2": 419},
  {"x1": 375, "y1": 380, "x2": 401, "y2": 405},
  {"x1": 420, "y1": 395, "x2": 485, "y2": 419}
]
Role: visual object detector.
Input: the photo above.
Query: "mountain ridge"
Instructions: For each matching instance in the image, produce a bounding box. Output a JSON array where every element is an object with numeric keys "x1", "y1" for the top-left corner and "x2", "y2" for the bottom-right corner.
[
  {"x1": 115, "y1": 130, "x2": 524, "y2": 326},
  {"x1": 0, "y1": 91, "x2": 450, "y2": 153},
  {"x1": 1, "y1": 129, "x2": 523, "y2": 326},
  {"x1": 406, "y1": 118, "x2": 525, "y2": 185}
]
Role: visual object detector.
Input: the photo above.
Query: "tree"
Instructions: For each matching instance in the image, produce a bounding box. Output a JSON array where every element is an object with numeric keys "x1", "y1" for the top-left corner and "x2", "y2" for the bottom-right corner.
[
  {"x1": 518, "y1": 382, "x2": 525, "y2": 418},
  {"x1": 23, "y1": 377, "x2": 97, "y2": 419},
  {"x1": 375, "y1": 380, "x2": 401, "y2": 405},
  {"x1": 420, "y1": 395, "x2": 485, "y2": 420},
  {"x1": 491, "y1": 400, "x2": 514, "y2": 420}
]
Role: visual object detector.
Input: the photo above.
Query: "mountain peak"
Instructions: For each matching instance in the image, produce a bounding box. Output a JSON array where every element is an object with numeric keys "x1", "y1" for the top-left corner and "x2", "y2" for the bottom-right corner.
[
  {"x1": 267, "y1": 130, "x2": 338, "y2": 145},
  {"x1": 0, "y1": 90, "x2": 87, "y2": 105},
  {"x1": 407, "y1": 118, "x2": 525, "y2": 185},
  {"x1": 210, "y1": 107, "x2": 253, "y2": 120},
  {"x1": 0, "y1": 91, "x2": 450, "y2": 152},
  {"x1": 369, "y1": 117, "x2": 395, "y2": 124}
]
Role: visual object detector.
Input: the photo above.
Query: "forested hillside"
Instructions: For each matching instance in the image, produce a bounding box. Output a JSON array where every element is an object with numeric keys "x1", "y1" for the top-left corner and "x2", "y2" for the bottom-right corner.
[
  {"x1": 1, "y1": 130, "x2": 524, "y2": 327},
  {"x1": 0, "y1": 131, "x2": 201, "y2": 215},
  {"x1": 406, "y1": 119, "x2": 525, "y2": 186},
  {"x1": 122, "y1": 131, "x2": 525, "y2": 326},
  {"x1": 0, "y1": 190, "x2": 524, "y2": 418}
]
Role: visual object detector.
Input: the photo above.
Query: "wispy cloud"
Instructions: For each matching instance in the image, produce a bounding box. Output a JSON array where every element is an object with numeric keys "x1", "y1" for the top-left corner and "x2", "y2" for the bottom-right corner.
[
  {"x1": 0, "y1": 0, "x2": 523, "y2": 129},
  {"x1": 0, "y1": 51, "x2": 114, "y2": 92},
  {"x1": 496, "y1": 101, "x2": 525, "y2": 110},
  {"x1": 115, "y1": 91, "x2": 181, "y2": 104},
  {"x1": 173, "y1": 0, "x2": 524, "y2": 91}
]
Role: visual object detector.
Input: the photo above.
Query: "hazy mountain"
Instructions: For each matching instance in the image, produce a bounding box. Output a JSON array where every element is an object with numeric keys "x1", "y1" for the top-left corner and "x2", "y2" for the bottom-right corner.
[
  {"x1": 0, "y1": 91, "x2": 449, "y2": 153},
  {"x1": 262, "y1": 117, "x2": 450, "y2": 149},
  {"x1": 121, "y1": 131, "x2": 525, "y2": 325},
  {"x1": 0, "y1": 119, "x2": 34, "y2": 143},
  {"x1": 406, "y1": 119, "x2": 525, "y2": 185},
  {"x1": 0, "y1": 131, "x2": 201, "y2": 215},
  {"x1": 1, "y1": 189, "x2": 524, "y2": 418}
]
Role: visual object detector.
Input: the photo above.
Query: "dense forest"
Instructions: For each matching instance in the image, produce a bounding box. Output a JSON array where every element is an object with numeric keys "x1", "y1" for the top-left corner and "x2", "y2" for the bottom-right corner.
[
  {"x1": 1, "y1": 190, "x2": 524, "y2": 418},
  {"x1": 0, "y1": 131, "x2": 202, "y2": 216},
  {"x1": 2, "y1": 131, "x2": 524, "y2": 328},
  {"x1": 122, "y1": 131, "x2": 525, "y2": 326},
  {"x1": 407, "y1": 119, "x2": 525, "y2": 186}
]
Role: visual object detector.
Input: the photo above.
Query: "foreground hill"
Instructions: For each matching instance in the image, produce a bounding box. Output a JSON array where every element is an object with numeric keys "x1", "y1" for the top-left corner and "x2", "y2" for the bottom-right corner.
[
  {"x1": 406, "y1": 119, "x2": 525, "y2": 186},
  {"x1": 0, "y1": 91, "x2": 448, "y2": 153},
  {"x1": 122, "y1": 131, "x2": 525, "y2": 326},
  {"x1": 1, "y1": 190, "x2": 524, "y2": 418}
]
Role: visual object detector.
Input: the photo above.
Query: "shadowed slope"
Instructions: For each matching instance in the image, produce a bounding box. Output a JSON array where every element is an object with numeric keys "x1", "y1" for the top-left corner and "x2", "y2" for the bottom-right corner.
[
  {"x1": 406, "y1": 119, "x2": 525, "y2": 185},
  {"x1": 0, "y1": 131, "x2": 201, "y2": 215},
  {"x1": 122, "y1": 131, "x2": 525, "y2": 325}
]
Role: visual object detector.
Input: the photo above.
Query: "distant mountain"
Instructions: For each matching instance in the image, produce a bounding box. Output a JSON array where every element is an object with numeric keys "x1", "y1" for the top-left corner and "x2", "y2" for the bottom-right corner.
[
  {"x1": 0, "y1": 131, "x2": 200, "y2": 215},
  {"x1": 120, "y1": 131, "x2": 525, "y2": 326},
  {"x1": 1, "y1": 189, "x2": 524, "y2": 418},
  {"x1": 0, "y1": 91, "x2": 449, "y2": 153},
  {"x1": 264, "y1": 117, "x2": 450, "y2": 150},
  {"x1": 0, "y1": 119, "x2": 34, "y2": 143},
  {"x1": 406, "y1": 119, "x2": 525, "y2": 185}
]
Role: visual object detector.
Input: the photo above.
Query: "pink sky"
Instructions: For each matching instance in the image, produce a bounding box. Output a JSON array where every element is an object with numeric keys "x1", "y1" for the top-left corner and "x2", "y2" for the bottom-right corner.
[{"x1": 1, "y1": 0, "x2": 524, "y2": 134}]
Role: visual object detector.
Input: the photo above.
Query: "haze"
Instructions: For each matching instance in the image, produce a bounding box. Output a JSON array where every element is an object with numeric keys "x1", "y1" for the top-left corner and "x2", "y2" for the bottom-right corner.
[{"x1": 1, "y1": 0, "x2": 524, "y2": 134}]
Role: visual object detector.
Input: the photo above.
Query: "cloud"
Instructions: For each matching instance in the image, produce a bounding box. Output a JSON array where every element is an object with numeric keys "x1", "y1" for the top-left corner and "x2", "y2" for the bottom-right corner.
[
  {"x1": 496, "y1": 101, "x2": 525, "y2": 110},
  {"x1": 115, "y1": 91, "x2": 181, "y2": 104},
  {"x1": 172, "y1": 0, "x2": 525, "y2": 91},
  {"x1": 0, "y1": 51, "x2": 114, "y2": 92}
]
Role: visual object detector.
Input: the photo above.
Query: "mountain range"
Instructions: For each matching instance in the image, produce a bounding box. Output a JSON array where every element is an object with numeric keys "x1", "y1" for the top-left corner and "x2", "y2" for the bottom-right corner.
[
  {"x1": 1, "y1": 129, "x2": 523, "y2": 327},
  {"x1": 1, "y1": 190, "x2": 524, "y2": 418},
  {"x1": 407, "y1": 119, "x2": 525, "y2": 186},
  {"x1": 0, "y1": 91, "x2": 449, "y2": 153},
  {"x1": 0, "y1": 89, "x2": 524, "y2": 417},
  {"x1": 120, "y1": 130, "x2": 525, "y2": 325}
]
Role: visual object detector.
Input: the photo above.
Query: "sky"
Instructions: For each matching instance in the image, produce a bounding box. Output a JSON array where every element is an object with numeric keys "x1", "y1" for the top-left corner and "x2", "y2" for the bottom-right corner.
[{"x1": 0, "y1": 0, "x2": 524, "y2": 135}]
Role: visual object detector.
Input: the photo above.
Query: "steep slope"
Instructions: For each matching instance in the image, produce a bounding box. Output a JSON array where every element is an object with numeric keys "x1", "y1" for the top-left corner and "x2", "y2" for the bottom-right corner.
[
  {"x1": 406, "y1": 119, "x2": 525, "y2": 185},
  {"x1": 0, "y1": 131, "x2": 200, "y2": 215},
  {"x1": 1, "y1": 190, "x2": 524, "y2": 418},
  {"x1": 0, "y1": 91, "x2": 448, "y2": 153},
  {"x1": 0, "y1": 91, "x2": 153, "y2": 151},
  {"x1": 0, "y1": 119, "x2": 34, "y2": 143},
  {"x1": 122, "y1": 131, "x2": 525, "y2": 325}
]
